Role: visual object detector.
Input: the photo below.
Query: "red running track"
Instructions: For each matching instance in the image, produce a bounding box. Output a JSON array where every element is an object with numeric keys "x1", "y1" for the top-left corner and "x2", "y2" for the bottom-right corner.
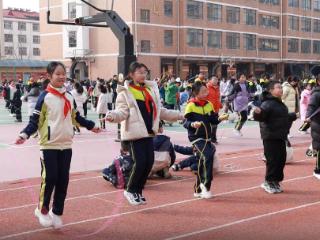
[{"x1": 0, "y1": 143, "x2": 319, "y2": 240}]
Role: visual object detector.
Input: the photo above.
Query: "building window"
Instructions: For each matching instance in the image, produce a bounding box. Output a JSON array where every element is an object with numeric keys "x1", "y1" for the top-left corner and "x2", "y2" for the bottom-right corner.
[
  {"x1": 33, "y1": 23, "x2": 39, "y2": 32},
  {"x1": 4, "y1": 20, "x2": 12, "y2": 30},
  {"x1": 68, "y1": 31, "x2": 77, "y2": 47},
  {"x1": 18, "y1": 22, "x2": 26, "y2": 31},
  {"x1": 187, "y1": 29, "x2": 203, "y2": 47},
  {"x1": 288, "y1": 16, "x2": 299, "y2": 31},
  {"x1": 18, "y1": 35, "x2": 27, "y2": 43},
  {"x1": 68, "y1": 2, "x2": 77, "y2": 19},
  {"x1": 226, "y1": 7, "x2": 240, "y2": 24},
  {"x1": 4, "y1": 34, "x2": 13, "y2": 42},
  {"x1": 164, "y1": 1, "x2": 173, "y2": 17},
  {"x1": 33, "y1": 48, "x2": 40, "y2": 56},
  {"x1": 140, "y1": 9, "x2": 150, "y2": 23},
  {"x1": 315, "y1": 0, "x2": 320, "y2": 11},
  {"x1": 259, "y1": 0, "x2": 280, "y2": 5},
  {"x1": 226, "y1": 32, "x2": 240, "y2": 49},
  {"x1": 207, "y1": 30, "x2": 222, "y2": 48},
  {"x1": 301, "y1": 39, "x2": 311, "y2": 53},
  {"x1": 4, "y1": 47, "x2": 13, "y2": 55},
  {"x1": 313, "y1": 40, "x2": 320, "y2": 53},
  {"x1": 301, "y1": 0, "x2": 311, "y2": 10},
  {"x1": 244, "y1": 34, "x2": 256, "y2": 50},
  {"x1": 259, "y1": 38, "x2": 279, "y2": 51},
  {"x1": 19, "y1": 47, "x2": 27, "y2": 56},
  {"x1": 207, "y1": 3, "x2": 222, "y2": 22},
  {"x1": 187, "y1": 0, "x2": 203, "y2": 19},
  {"x1": 314, "y1": 19, "x2": 320, "y2": 32},
  {"x1": 244, "y1": 9, "x2": 256, "y2": 26},
  {"x1": 289, "y1": 0, "x2": 299, "y2": 7},
  {"x1": 301, "y1": 17, "x2": 311, "y2": 32},
  {"x1": 33, "y1": 35, "x2": 40, "y2": 44},
  {"x1": 259, "y1": 15, "x2": 279, "y2": 29},
  {"x1": 141, "y1": 40, "x2": 151, "y2": 52},
  {"x1": 288, "y1": 39, "x2": 299, "y2": 52},
  {"x1": 164, "y1": 30, "x2": 173, "y2": 46}
]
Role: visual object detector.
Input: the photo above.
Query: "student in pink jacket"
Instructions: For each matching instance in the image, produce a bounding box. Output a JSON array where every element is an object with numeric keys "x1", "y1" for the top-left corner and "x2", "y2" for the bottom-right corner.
[{"x1": 300, "y1": 83, "x2": 313, "y2": 121}]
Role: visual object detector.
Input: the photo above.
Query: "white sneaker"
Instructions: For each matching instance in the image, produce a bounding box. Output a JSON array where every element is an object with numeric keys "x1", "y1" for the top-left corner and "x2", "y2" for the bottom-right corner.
[
  {"x1": 123, "y1": 191, "x2": 141, "y2": 206},
  {"x1": 260, "y1": 182, "x2": 277, "y2": 194},
  {"x1": 299, "y1": 130, "x2": 308, "y2": 135},
  {"x1": 199, "y1": 183, "x2": 213, "y2": 199},
  {"x1": 34, "y1": 208, "x2": 53, "y2": 228},
  {"x1": 313, "y1": 171, "x2": 320, "y2": 180},
  {"x1": 193, "y1": 192, "x2": 202, "y2": 198},
  {"x1": 233, "y1": 129, "x2": 243, "y2": 137},
  {"x1": 49, "y1": 209, "x2": 63, "y2": 229}
]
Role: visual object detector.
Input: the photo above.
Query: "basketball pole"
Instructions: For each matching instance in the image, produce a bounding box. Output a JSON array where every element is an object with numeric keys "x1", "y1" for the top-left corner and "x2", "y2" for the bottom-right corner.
[{"x1": 46, "y1": 0, "x2": 136, "y2": 142}]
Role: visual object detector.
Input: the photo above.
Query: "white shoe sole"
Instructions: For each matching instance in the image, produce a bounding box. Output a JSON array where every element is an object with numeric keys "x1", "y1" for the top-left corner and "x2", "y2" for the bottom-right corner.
[
  {"x1": 260, "y1": 183, "x2": 276, "y2": 194},
  {"x1": 193, "y1": 193, "x2": 202, "y2": 198},
  {"x1": 34, "y1": 208, "x2": 53, "y2": 228},
  {"x1": 313, "y1": 172, "x2": 320, "y2": 180},
  {"x1": 201, "y1": 193, "x2": 213, "y2": 199},
  {"x1": 49, "y1": 210, "x2": 63, "y2": 229}
]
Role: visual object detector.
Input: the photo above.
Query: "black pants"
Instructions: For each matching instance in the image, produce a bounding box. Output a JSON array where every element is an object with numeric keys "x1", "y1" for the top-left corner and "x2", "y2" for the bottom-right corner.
[
  {"x1": 315, "y1": 151, "x2": 320, "y2": 174},
  {"x1": 164, "y1": 103, "x2": 175, "y2": 110},
  {"x1": 5, "y1": 100, "x2": 10, "y2": 108},
  {"x1": 83, "y1": 101, "x2": 88, "y2": 118},
  {"x1": 99, "y1": 113, "x2": 106, "y2": 129},
  {"x1": 39, "y1": 149, "x2": 72, "y2": 216},
  {"x1": 15, "y1": 106, "x2": 21, "y2": 121},
  {"x1": 263, "y1": 139, "x2": 286, "y2": 182},
  {"x1": 10, "y1": 101, "x2": 15, "y2": 114},
  {"x1": 235, "y1": 110, "x2": 248, "y2": 131},
  {"x1": 179, "y1": 155, "x2": 198, "y2": 171},
  {"x1": 211, "y1": 124, "x2": 218, "y2": 142},
  {"x1": 107, "y1": 103, "x2": 113, "y2": 111},
  {"x1": 127, "y1": 138, "x2": 154, "y2": 194},
  {"x1": 193, "y1": 140, "x2": 215, "y2": 193}
]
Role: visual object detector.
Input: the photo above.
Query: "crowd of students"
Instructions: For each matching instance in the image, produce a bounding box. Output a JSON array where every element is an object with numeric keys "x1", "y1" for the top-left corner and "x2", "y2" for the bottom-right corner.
[{"x1": 1, "y1": 60, "x2": 319, "y2": 230}]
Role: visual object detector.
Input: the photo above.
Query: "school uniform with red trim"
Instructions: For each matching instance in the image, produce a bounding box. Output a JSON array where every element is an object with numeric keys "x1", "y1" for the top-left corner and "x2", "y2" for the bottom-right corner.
[{"x1": 19, "y1": 84, "x2": 95, "y2": 216}]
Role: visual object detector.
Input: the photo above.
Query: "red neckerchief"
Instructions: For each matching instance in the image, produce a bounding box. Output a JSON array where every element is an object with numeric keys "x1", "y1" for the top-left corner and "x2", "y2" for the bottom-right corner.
[
  {"x1": 189, "y1": 98, "x2": 208, "y2": 107},
  {"x1": 46, "y1": 85, "x2": 71, "y2": 118},
  {"x1": 129, "y1": 83, "x2": 157, "y2": 120}
]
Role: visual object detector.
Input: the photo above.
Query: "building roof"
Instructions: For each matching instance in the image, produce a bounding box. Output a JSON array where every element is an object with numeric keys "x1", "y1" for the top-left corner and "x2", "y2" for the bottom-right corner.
[
  {"x1": 0, "y1": 59, "x2": 49, "y2": 68},
  {"x1": 3, "y1": 8, "x2": 39, "y2": 21}
]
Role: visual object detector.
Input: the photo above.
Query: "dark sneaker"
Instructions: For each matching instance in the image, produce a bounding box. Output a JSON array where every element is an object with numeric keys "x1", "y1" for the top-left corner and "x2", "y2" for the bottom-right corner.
[
  {"x1": 138, "y1": 194, "x2": 146, "y2": 204},
  {"x1": 171, "y1": 164, "x2": 181, "y2": 172},
  {"x1": 261, "y1": 181, "x2": 277, "y2": 194}
]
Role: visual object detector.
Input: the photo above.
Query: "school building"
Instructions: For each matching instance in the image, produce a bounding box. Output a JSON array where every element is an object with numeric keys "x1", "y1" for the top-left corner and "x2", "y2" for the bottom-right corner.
[{"x1": 39, "y1": 0, "x2": 320, "y2": 80}]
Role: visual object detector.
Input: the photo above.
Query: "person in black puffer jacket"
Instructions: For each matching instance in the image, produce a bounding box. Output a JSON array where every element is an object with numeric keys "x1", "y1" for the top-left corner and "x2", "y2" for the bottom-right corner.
[
  {"x1": 254, "y1": 81, "x2": 297, "y2": 194},
  {"x1": 306, "y1": 85, "x2": 320, "y2": 179}
]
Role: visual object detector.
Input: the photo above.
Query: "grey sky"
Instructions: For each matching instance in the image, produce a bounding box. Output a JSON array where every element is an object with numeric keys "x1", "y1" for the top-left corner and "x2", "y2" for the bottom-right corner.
[{"x1": 3, "y1": 0, "x2": 39, "y2": 11}]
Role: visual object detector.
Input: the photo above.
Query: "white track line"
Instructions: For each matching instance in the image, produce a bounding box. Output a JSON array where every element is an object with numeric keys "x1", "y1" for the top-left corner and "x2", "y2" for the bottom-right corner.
[
  {"x1": 0, "y1": 174, "x2": 314, "y2": 240},
  {"x1": 0, "y1": 177, "x2": 193, "y2": 212},
  {"x1": 165, "y1": 197, "x2": 320, "y2": 240},
  {"x1": 0, "y1": 157, "x2": 312, "y2": 212},
  {"x1": 0, "y1": 147, "x2": 308, "y2": 192},
  {"x1": 0, "y1": 176, "x2": 102, "y2": 192}
]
